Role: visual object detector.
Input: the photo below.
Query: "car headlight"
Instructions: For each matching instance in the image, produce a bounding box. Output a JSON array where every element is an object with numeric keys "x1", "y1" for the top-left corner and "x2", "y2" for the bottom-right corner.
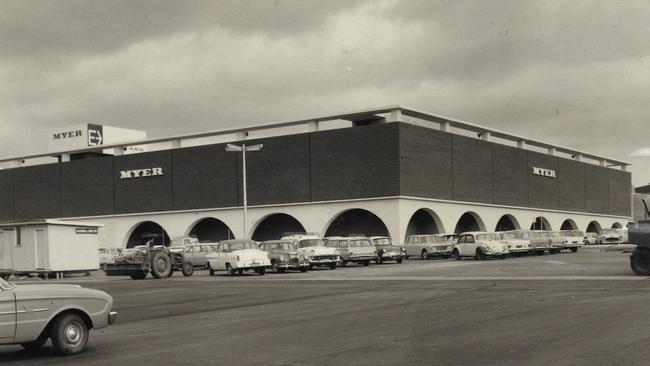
[
  {"x1": 279, "y1": 255, "x2": 287, "y2": 262},
  {"x1": 401, "y1": 247, "x2": 406, "y2": 253},
  {"x1": 309, "y1": 250, "x2": 315, "y2": 255}
]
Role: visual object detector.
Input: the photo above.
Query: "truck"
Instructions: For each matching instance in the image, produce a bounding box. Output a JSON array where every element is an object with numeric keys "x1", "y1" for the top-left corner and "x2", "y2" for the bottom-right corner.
[
  {"x1": 629, "y1": 223, "x2": 650, "y2": 276},
  {"x1": 102, "y1": 245, "x2": 193, "y2": 279}
]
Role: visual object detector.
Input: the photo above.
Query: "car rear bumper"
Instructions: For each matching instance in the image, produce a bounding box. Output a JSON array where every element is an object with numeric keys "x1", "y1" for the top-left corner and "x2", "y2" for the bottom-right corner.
[{"x1": 108, "y1": 311, "x2": 118, "y2": 325}]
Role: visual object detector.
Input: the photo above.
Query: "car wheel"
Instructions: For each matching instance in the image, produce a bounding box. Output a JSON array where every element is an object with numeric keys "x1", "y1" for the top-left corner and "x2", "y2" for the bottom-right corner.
[
  {"x1": 208, "y1": 263, "x2": 215, "y2": 276},
  {"x1": 475, "y1": 249, "x2": 486, "y2": 260},
  {"x1": 363, "y1": 261, "x2": 370, "y2": 267},
  {"x1": 499, "y1": 255, "x2": 507, "y2": 260},
  {"x1": 300, "y1": 266, "x2": 308, "y2": 272},
  {"x1": 339, "y1": 259, "x2": 347, "y2": 267},
  {"x1": 452, "y1": 249, "x2": 461, "y2": 260},
  {"x1": 51, "y1": 313, "x2": 89, "y2": 355},
  {"x1": 181, "y1": 262, "x2": 194, "y2": 277},
  {"x1": 396, "y1": 258, "x2": 403, "y2": 264},
  {"x1": 237, "y1": 268, "x2": 244, "y2": 276},
  {"x1": 631, "y1": 248, "x2": 650, "y2": 276},
  {"x1": 329, "y1": 263, "x2": 337, "y2": 270},
  {"x1": 257, "y1": 267, "x2": 265, "y2": 276},
  {"x1": 421, "y1": 250, "x2": 429, "y2": 260},
  {"x1": 150, "y1": 251, "x2": 172, "y2": 279},
  {"x1": 271, "y1": 260, "x2": 280, "y2": 273},
  {"x1": 226, "y1": 264, "x2": 235, "y2": 276},
  {"x1": 20, "y1": 335, "x2": 48, "y2": 351},
  {"x1": 376, "y1": 256, "x2": 383, "y2": 264},
  {"x1": 570, "y1": 247, "x2": 578, "y2": 253}
]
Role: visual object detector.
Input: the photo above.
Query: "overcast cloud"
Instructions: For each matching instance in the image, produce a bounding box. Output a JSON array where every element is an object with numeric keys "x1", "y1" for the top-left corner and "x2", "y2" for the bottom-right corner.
[{"x1": 1, "y1": 0, "x2": 649, "y2": 186}]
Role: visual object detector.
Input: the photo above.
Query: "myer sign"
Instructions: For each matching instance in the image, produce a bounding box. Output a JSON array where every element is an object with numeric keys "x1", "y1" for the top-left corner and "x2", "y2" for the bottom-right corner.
[
  {"x1": 48, "y1": 124, "x2": 146, "y2": 154},
  {"x1": 120, "y1": 168, "x2": 163, "y2": 179},
  {"x1": 532, "y1": 167, "x2": 556, "y2": 178}
]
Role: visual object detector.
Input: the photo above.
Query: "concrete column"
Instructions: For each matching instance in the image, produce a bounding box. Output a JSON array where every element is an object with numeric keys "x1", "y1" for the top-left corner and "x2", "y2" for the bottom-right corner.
[
  {"x1": 308, "y1": 121, "x2": 319, "y2": 132},
  {"x1": 517, "y1": 140, "x2": 525, "y2": 149},
  {"x1": 440, "y1": 121, "x2": 450, "y2": 132},
  {"x1": 387, "y1": 109, "x2": 402, "y2": 123},
  {"x1": 547, "y1": 147, "x2": 556, "y2": 155}
]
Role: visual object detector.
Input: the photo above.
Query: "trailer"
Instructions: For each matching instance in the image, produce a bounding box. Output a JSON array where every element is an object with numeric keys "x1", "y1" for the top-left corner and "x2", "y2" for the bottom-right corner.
[{"x1": 0, "y1": 220, "x2": 102, "y2": 278}]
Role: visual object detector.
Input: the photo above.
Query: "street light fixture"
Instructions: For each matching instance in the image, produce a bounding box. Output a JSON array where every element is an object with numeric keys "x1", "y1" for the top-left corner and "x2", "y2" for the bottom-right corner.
[{"x1": 225, "y1": 143, "x2": 263, "y2": 239}]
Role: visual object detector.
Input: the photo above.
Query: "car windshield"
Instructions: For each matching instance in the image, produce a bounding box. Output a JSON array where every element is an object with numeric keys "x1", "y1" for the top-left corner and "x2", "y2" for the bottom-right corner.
[
  {"x1": 350, "y1": 239, "x2": 372, "y2": 247},
  {"x1": 373, "y1": 238, "x2": 392, "y2": 246},
  {"x1": 499, "y1": 232, "x2": 516, "y2": 240},
  {"x1": 476, "y1": 234, "x2": 493, "y2": 241},
  {"x1": 222, "y1": 242, "x2": 258, "y2": 252},
  {"x1": 299, "y1": 239, "x2": 324, "y2": 248},
  {"x1": 516, "y1": 231, "x2": 531, "y2": 239},
  {"x1": 265, "y1": 242, "x2": 297, "y2": 251},
  {"x1": 0, "y1": 278, "x2": 15, "y2": 290}
]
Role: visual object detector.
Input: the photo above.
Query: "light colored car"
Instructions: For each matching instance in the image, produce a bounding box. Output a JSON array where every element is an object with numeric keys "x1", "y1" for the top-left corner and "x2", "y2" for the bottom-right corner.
[
  {"x1": 597, "y1": 229, "x2": 623, "y2": 244},
  {"x1": 282, "y1": 234, "x2": 339, "y2": 270},
  {"x1": 557, "y1": 230, "x2": 584, "y2": 252},
  {"x1": 583, "y1": 232, "x2": 598, "y2": 245},
  {"x1": 259, "y1": 240, "x2": 310, "y2": 273},
  {"x1": 0, "y1": 277, "x2": 117, "y2": 355},
  {"x1": 496, "y1": 231, "x2": 530, "y2": 256},
  {"x1": 527, "y1": 230, "x2": 552, "y2": 255},
  {"x1": 205, "y1": 239, "x2": 270, "y2": 276},
  {"x1": 325, "y1": 236, "x2": 378, "y2": 267},
  {"x1": 183, "y1": 243, "x2": 219, "y2": 269},
  {"x1": 404, "y1": 234, "x2": 452, "y2": 259},
  {"x1": 98, "y1": 247, "x2": 122, "y2": 265},
  {"x1": 452, "y1": 232, "x2": 509, "y2": 260},
  {"x1": 369, "y1": 236, "x2": 406, "y2": 264}
]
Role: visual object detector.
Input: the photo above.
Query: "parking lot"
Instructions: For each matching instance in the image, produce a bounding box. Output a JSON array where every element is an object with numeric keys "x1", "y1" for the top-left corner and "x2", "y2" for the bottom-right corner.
[{"x1": 2, "y1": 247, "x2": 649, "y2": 366}]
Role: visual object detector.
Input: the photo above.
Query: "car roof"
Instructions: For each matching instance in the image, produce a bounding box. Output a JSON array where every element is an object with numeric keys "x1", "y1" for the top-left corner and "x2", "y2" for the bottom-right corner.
[
  {"x1": 459, "y1": 231, "x2": 490, "y2": 236},
  {"x1": 260, "y1": 240, "x2": 293, "y2": 244},
  {"x1": 219, "y1": 239, "x2": 258, "y2": 244}
]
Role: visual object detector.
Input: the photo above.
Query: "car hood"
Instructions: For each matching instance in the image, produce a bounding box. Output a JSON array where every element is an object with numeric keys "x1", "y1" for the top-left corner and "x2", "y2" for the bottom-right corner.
[
  {"x1": 12, "y1": 283, "x2": 112, "y2": 302},
  {"x1": 231, "y1": 249, "x2": 269, "y2": 259}
]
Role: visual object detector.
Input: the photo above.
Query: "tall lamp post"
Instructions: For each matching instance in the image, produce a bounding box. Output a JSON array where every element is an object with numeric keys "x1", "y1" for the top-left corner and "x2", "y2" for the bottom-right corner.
[{"x1": 225, "y1": 143, "x2": 263, "y2": 239}]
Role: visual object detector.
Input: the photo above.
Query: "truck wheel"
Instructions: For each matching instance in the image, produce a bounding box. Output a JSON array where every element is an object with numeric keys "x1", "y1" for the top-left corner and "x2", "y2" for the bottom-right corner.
[
  {"x1": 181, "y1": 262, "x2": 194, "y2": 277},
  {"x1": 130, "y1": 273, "x2": 146, "y2": 280},
  {"x1": 570, "y1": 247, "x2": 578, "y2": 253},
  {"x1": 226, "y1": 264, "x2": 235, "y2": 276},
  {"x1": 452, "y1": 249, "x2": 461, "y2": 260},
  {"x1": 421, "y1": 250, "x2": 429, "y2": 260},
  {"x1": 51, "y1": 313, "x2": 89, "y2": 355},
  {"x1": 630, "y1": 249, "x2": 650, "y2": 276},
  {"x1": 20, "y1": 335, "x2": 48, "y2": 351},
  {"x1": 150, "y1": 252, "x2": 172, "y2": 279}
]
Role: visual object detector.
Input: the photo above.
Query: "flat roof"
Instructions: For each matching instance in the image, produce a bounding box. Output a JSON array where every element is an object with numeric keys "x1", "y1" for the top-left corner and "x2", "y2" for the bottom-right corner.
[{"x1": 0, "y1": 106, "x2": 630, "y2": 169}]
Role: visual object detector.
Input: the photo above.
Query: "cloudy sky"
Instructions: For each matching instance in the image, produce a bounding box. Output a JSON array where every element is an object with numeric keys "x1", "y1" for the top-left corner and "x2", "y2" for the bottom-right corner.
[{"x1": 1, "y1": 0, "x2": 649, "y2": 185}]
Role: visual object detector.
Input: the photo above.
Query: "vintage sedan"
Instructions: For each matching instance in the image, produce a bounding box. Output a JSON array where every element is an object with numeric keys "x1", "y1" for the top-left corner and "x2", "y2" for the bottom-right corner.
[
  {"x1": 205, "y1": 239, "x2": 270, "y2": 276},
  {"x1": 597, "y1": 229, "x2": 623, "y2": 244},
  {"x1": 404, "y1": 234, "x2": 453, "y2": 259},
  {"x1": 496, "y1": 231, "x2": 530, "y2": 257},
  {"x1": 259, "y1": 240, "x2": 309, "y2": 273},
  {"x1": 452, "y1": 232, "x2": 509, "y2": 260},
  {"x1": 325, "y1": 236, "x2": 377, "y2": 267},
  {"x1": 583, "y1": 232, "x2": 598, "y2": 245},
  {"x1": 557, "y1": 230, "x2": 584, "y2": 252},
  {"x1": 0, "y1": 277, "x2": 117, "y2": 355},
  {"x1": 369, "y1": 236, "x2": 406, "y2": 264},
  {"x1": 282, "y1": 234, "x2": 339, "y2": 270}
]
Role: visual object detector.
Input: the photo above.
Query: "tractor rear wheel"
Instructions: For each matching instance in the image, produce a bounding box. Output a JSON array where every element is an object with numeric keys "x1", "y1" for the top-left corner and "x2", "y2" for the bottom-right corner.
[{"x1": 150, "y1": 252, "x2": 172, "y2": 279}]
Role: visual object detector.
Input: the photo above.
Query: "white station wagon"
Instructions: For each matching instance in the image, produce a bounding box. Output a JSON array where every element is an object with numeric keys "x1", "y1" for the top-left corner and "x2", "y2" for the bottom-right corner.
[
  {"x1": 452, "y1": 232, "x2": 509, "y2": 260},
  {"x1": 205, "y1": 239, "x2": 270, "y2": 276}
]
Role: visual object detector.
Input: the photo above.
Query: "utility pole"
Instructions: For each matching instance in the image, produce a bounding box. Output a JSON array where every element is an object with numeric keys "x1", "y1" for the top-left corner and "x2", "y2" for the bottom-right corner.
[{"x1": 225, "y1": 143, "x2": 263, "y2": 239}]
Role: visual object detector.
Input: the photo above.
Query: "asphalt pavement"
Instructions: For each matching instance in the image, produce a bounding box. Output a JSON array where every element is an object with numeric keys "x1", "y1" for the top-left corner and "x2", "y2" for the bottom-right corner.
[{"x1": 2, "y1": 248, "x2": 649, "y2": 366}]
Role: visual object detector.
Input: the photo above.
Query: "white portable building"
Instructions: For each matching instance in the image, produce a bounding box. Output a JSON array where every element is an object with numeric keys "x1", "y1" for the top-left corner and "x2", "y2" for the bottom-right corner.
[{"x1": 0, "y1": 220, "x2": 102, "y2": 275}]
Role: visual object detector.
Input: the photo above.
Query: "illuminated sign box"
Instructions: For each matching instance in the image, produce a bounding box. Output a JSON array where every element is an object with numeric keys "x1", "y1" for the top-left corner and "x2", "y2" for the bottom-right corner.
[{"x1": 48, "y1": 124, "x2": 147, "y2": 155}]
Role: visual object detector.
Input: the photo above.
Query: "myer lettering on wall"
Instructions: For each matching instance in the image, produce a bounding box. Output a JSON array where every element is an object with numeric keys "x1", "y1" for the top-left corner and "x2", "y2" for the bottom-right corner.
[
  {"x1": 532, "y1": 167, "x2": 556, "y2": 178},
  {"x1": 120, "y1": 168, "x2": 164, "y2": 179}
]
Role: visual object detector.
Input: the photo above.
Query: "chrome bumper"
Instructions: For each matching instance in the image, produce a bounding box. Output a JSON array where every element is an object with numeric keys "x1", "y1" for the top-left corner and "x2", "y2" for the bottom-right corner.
[{"x1": 109, "y1": 311, "x2": 118, "y2": 325}]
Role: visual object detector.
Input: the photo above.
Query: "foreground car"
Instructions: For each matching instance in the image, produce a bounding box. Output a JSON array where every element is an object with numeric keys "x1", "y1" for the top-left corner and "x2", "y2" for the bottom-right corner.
[
  {"x1": 452, "y1": 232, "x2": 509, "y2": 260},
  {"x1": 259, "y1": 240, "x2": 309, "y2": 273},
  {"x1": 205, "y1": 239, "x2": 270, "y2": 276},
  {"x1": 369, "y1": 236, "x2": 406, "y2": 264},
  {"x1": 0, "y1": 277, "x2": 117, "y2": 355},
  {"x1": 282, "y1": 234, "x2": 339, "y2": 270}
]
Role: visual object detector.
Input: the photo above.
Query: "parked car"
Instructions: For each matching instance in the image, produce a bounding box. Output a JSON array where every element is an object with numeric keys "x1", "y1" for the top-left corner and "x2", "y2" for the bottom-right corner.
[
  {"x1": 0, "y1": 277, "x2": 117, "y2": 355},
  {"x1": 597, "y1": 229, "x2": 623, "y2": 244},
  {"x1": 583, "y1": 232, "x2": 598, "y2": 245},
  {"x1": 496, "y1": 231, "x2": 530, "y2": 257},
  {"x1": 404, "y1": 234, "x2": 452, "y2": 259},
  {"x1": 182, "y1": 243, "x2": 220, "y2": 274},
  {"x1": 98, "y1": 247, "x2": 122, "y2": 265},
  {"x1": 452, "y1": 232, "x2": 509, "y2": 260},
  {"x1": 527, "y1": 230, "x2": 552, "y2": 255},
  {"x1": 368, "y1": 236, "x2": 406, "y2": 264},
  {"x1": 557, "y1": 230, "x2": 583, "y2": 252},
  {"x1": 259, "y1": 240, "x2": 309, "y2": 273},
  {"x1": 324, "y1": 236, "x2": 377, "y2": 266},
  {"x1": 281, "y1": 233, "x2": 338, "y2": 270},
  {"x1": 205, "y1": 239, "x2": 270, "y2": 276}
]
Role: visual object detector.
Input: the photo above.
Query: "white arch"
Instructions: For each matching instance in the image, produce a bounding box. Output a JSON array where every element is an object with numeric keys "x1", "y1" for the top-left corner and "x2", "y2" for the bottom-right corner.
[
  {"x1": 184, "y1": 216, "x2": 235, "y2": 239},
  {"x1": 322, "y1": 208, "x2": 391, "y2": 239},
  {"x1": 250, "y1": 212, "x2": 306, "y2": 239},
  {"x1": 586, "y1": 220, "x2": 602, "y2": 233},
  {"x1": 560, "y1": 219, "x2": 579, "y2": 231},
  {"x1": 454, "y1": 211, "x2": 487, "y2": 234},
  {"x1": 494, "y1": 214, "x2": 521, "y2": 231},
  {"x1": 530, "y1": 216, "x2": 552, "y2": 231},
  {"x1": 123, "y1": 220, "x2": 170, "y2": 248},
  {"x1": 405, "y1": 207, "x2": 447, "y2": 234}
]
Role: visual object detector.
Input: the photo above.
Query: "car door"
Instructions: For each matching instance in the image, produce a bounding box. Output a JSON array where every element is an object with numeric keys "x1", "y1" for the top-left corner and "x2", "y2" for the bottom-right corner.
[
  {"x1": 406, "y1": 237, "x2": 418, "y2": 256},
  {"x1": 0, "y1": 289, "x2": 16, "y2": 339}
]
